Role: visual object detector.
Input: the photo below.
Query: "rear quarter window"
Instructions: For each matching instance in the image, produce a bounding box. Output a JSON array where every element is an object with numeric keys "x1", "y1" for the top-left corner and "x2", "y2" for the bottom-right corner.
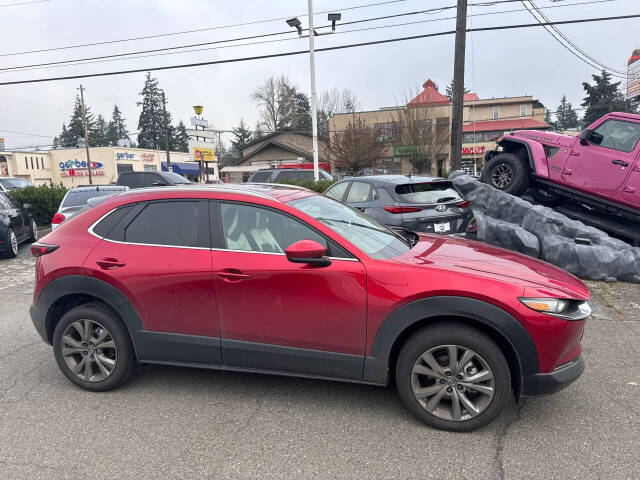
[{"x1": 250, "y1": 171, "x2": 273, "y2": 183}]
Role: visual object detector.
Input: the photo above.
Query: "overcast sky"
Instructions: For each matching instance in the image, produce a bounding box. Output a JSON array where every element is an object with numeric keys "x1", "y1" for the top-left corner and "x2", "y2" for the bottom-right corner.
[{"x1": 0, "y1": 0, "x2": 637, "y2": 149}]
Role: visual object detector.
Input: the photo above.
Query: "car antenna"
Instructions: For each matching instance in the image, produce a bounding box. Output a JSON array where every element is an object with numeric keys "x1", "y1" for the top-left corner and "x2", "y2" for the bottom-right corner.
[{"x1": 407, "y1": 167, "x2": 413, "y2": 178}]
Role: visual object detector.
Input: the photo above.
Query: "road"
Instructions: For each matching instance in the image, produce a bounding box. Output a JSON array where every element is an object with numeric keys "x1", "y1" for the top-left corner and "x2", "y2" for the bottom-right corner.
[{"x1": 1, "y1": 241, "x2": 639, "y2": 479}]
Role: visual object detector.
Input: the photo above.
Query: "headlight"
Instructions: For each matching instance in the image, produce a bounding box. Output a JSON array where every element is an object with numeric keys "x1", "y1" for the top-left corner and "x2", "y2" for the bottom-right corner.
[{"x1": 519, "y1": 298, "x2": 570, "y2": 314}]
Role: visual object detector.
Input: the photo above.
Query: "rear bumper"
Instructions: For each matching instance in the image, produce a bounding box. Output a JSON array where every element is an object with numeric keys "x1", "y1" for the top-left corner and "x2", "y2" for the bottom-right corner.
[
  {"x1": 29, "y1": 303, "x2": 50, "y2": 344},
  {"x1": 520, "y1": 355, "x2": 584, "y2": 397}
]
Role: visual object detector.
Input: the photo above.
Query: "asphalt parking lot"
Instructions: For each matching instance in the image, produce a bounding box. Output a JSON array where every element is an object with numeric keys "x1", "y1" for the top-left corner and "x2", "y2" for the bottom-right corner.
[{"x1": 1, "y1": 241, "x2": 639, "y2": 480}]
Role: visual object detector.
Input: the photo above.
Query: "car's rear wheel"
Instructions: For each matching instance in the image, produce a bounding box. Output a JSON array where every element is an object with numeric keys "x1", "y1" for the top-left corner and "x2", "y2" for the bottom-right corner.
[
  {"x1": 396, "y1": 324, "x2": 510, "y2": 432},
  {"x1": 53, "y1": 303, "x2": 135, "y2": 391},
  {"x1": 1, "y1": 228, "x2": 18, "y2": 258},
  {"x1": 27, "y1": 219, "x2": 38, "y2": 243},
  {"x1": 481, "y1": 153, "x2": 530, "y2": 196}
]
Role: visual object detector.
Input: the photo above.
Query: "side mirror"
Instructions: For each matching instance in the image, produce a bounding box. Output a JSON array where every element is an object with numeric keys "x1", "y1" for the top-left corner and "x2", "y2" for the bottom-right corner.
[
  {"x1": 579, "y1": 129, "x2": 593, "y2": 146},
  {"x1": 285, "y1": 240, "x2": 331, "y2": 267},
  {"x1": 22, "y1": 203, "x2": 31, "y2": 209}
]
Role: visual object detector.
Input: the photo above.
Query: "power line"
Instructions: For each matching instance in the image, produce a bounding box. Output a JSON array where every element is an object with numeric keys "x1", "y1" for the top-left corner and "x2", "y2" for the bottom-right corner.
[
  {"x1": 0, "y1": 0, "x2": 620, "y2": 74},
  {"x1": 0, "y1": 128, "x2": 55, "y2": 138},
  {"x1": 0, "y1": 13, "x2": 637, "y2": 87},
  {"x1": 0, "y1": 0, "x2": 50, "y2": 6}
]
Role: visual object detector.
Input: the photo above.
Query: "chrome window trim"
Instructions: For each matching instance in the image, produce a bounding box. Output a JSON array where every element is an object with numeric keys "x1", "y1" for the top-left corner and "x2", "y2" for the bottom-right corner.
[{"x1": 210, "y1": 247, "x2": 359, "y2": 262}]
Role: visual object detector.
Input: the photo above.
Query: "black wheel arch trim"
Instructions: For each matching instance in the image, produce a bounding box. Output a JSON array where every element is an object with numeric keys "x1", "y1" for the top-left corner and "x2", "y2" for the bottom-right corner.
[
  {"x1": 495, "y1": 138, "x2": 535, "y2": 170},
  {"x1": 363, "y1": 296, "x2": 540, "y2": 388},
  {"x1": 36, "y1": 275, "x2": 145, "y2": 352}
]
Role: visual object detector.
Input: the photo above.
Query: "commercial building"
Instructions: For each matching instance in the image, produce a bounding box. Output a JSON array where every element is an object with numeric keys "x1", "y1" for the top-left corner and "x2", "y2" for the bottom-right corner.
[
  {"x1": 220, "y1": 131, "x2": 328, "y2": 183},
  {"x1": 0, "y1": 146, "x2": 217, "y2": 187},
  {"x1": 329, "y1": 79, "x2": 549, "y2": 176}
]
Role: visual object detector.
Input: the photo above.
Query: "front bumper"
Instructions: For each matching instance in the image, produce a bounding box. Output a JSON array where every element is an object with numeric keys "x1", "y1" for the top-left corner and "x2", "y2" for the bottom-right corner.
[
  {"x1": 520, "y1": 355, "x2": 584, "y2": 397},
  {"x1": 29, "y1": 303, "x2": 50, "y2": 344}
]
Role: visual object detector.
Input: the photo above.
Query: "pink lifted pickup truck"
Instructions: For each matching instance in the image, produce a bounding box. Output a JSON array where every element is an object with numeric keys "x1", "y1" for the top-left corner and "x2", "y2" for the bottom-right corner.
[{"x1": 481, "y1": 112, "x2": 640, "y2": 219}]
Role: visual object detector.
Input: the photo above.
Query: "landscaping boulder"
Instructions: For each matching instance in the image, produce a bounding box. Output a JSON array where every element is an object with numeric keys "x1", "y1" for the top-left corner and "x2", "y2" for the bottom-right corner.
[{"x1": 474, "y1": 212, "x2": 540, "y2": 258}]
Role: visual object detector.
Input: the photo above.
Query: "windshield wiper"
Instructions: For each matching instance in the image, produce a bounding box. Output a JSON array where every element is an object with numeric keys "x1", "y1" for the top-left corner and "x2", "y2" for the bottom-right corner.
[{"x1": 436, "y1": 196, "x2": 457, "y2": 203}]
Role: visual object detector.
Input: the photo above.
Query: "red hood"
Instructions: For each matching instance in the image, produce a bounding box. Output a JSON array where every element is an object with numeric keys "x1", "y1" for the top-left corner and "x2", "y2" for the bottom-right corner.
[
  {"x1": 509, "y1": 130, "x2": 577, "y2": 148},
  {"x1": 394, "y1": 234, "x2": 589, "y2": 299}
]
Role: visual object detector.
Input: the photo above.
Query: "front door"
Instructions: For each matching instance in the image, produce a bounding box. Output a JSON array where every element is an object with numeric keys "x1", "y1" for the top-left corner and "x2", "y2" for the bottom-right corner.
[
  {"x1": 563, "y1": 118, "x2": 640, "y2": 200},
  {"x1": 212, "y1": 201, "x2": 367, "y2": 380},
  {"x1": 84, "y1": 199, "x2": 221, "y2": 365},
  {"x1": 0, "y1": 193, "x2": 24, "y2": 239}
]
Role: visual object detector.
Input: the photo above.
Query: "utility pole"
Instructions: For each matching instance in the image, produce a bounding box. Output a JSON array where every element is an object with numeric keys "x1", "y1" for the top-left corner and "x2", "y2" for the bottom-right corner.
[
  {"x1": 78, "y1": 84, "x2": 92, "y2": 184},
  {"x1": 307, "y1": 0, "x2": 320, "y2": 182},
  {"x1": 162, "y1": 92, "x2": 171, "y2": 172},
  {"x1": 449, "y1": 0, "x2": 468, "y2": 173}
]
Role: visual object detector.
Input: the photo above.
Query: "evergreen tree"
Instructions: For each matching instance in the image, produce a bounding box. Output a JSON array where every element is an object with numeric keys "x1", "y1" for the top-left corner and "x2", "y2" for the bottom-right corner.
[
  {"x1": 106, "y1": 105, "x2": 129, "y2": 145},
  {"x1": 92, "y1": 114, "x2": 109, "y2": 146},
  {"x1": 291, "y1": 92, "x2": 312, "y2": 132},
  {"x1": 544, "y1": 109, "x2": 556, "y2": 130},
  {"x1": 555, "y1": 95, "x2": 579, "y2": 131},
  {"x1": 169, "y1": 120, "x2": 189, "y2": 152},
  {"x1": 582, "y1": 70, "x2": 627, "y2": 127},
  {"x1": 445, "y1": 80, "x2": 470, "y2": 100},
  {"x1": 56, "y1": 124, "x2": 73, "y2": 148},
  {"x1": 58, "y1": 95, "x2": 94, "y2": 147},
  {"x1": 137, "y1": 72, "x2": 168, "y2": 149},
  {"x1": 229, "y1": 119, "x2": 253, "y2": 162},
  {"x1": 252, "y1": 122, "x2": 265, "y2": 141}
]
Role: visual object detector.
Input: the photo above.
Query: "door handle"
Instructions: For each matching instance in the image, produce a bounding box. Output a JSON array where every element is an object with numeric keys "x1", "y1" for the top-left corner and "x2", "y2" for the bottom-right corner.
[
  {"x1": 218, "y1": 269, "x2": 251, "y2": 280},
  {"x1": 624, "y1": 186, "x2": 636, "y2": 193},
  {"x1": 612, "y1": 159, "x2": 629, "y2": 167},
  {"x1": 96, "y1": 258, "x2": 126, "y2": 270},
  {"x1": 562, "y1": 168, "x2": 573, "y2": 175},
  {"x1": 569, "y1": 151, "x2": 581, "y2": 156}
]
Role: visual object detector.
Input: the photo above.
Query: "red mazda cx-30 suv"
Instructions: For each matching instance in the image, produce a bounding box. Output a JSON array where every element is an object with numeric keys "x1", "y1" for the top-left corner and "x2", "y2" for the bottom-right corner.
[{"x1": 29, "y1": 184, "x2": 590, "y2": 431}]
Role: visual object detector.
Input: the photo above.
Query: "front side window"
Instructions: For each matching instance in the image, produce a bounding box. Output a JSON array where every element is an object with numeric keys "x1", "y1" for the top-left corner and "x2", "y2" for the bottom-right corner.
[
  {"x1": 123, "y1": 201, "x2": 208, "y2": 247},
  {"x1": 346, "y1": 182, "x2": 372, "y2": 203},
  {"x1": 289, "y1": 195, "x2": 410, "y2": 260},
  {"x1": 220, "y1": 203, "x2": 326, "y2": 254},
  {"x1": 590, "y1": 119, "x2": 640, "y2": 153},
  {"x1": 324, "y1": 181, "x2": 349, "y2": 201}
]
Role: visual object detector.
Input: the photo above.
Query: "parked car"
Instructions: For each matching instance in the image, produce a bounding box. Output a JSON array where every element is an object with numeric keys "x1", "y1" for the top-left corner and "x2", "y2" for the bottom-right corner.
[
  {"x1": 248, "y1": 168, "x2": 334, "y2": 183},
  {"x1": 30, "y1": 184, "x2": 590, "y2": 431},
  {"x1": 481, "y1": 112, "x2": 640, "y2": 219},
  {"x1": 324, "y1": 175, "x2": 476, "y2": 236},
  {"x1": 51, "y1": 185, "x2": 128, "y2": 230},
  {"x1": 0, "y1": 191, "x2": 37, "y2": 258},
  {"x1": 0, "y1": 177, "x2": 33, "y2": 192},
  {"x1": 116, "y1": 171, "x2": 191, "y2": 189}
]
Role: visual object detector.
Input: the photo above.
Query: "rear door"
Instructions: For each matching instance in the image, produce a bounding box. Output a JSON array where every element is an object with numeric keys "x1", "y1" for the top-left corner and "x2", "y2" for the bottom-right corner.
[
  {"x1": 0, "y1": 193, "x2": 24, "y2": 238},
  {"x1": 84, "y1": 199, "x2": 222, "y2": 365}
]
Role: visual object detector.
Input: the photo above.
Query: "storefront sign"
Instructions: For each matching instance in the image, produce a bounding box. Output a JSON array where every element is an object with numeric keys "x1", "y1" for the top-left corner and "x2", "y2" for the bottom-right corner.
[
  {"x1": 115, "y1": 152, "x2": 136, "y2": 161},
  {"x1": 141, "y1": 152, "x2": 156, "y2": 162},
  {"x1": 59, "y1": 159, "x2": 103, "y2": 171},
  {"x1": 462, "y1": 146, "x2": 486, "y2": 155},
  {"x1": 193, "y1": 147, "x2": 215, "y2": 161},
  {"x1": 191, "y1": 116, "x2": 209, "y2": 128}
]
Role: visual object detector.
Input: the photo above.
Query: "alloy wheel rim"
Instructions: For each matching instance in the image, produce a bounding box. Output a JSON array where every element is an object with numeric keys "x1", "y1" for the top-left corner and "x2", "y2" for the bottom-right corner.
[
  {"x1": 411, "y1": 344, "x2": 495, "y2": 422},
  {"x1": 61, "y1": 319, "x2": 117, "y2": 382},
  {"x1": 10, "y1": 230, "x2": 17, "y2": 254},
  {"x1": 491, "y1": 164, "x2": 513, "y2": 189}
]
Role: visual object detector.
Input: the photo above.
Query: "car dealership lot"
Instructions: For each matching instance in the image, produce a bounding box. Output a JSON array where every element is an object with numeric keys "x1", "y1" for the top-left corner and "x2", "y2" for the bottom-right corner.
[{"x1": 1, "y1": 244, "x2": 639, "y2": 480}]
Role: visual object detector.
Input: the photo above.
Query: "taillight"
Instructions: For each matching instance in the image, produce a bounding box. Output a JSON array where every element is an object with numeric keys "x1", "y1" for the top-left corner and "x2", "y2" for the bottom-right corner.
[
  {"x1": 457, "y1": 200, "x2": 471, "y2": 208},
  {"x1": 383, "y1": 206, "x2": 423, "y2": 214},
  {"x1": 31, "y1": 243, "x2": 59, "y2": 257},
  {"x1": 52, "y1": 212, "x2": 65, "y2": 224},
  {"x1": 467, "y1": 218, "x2": 478, "y2": 233}
]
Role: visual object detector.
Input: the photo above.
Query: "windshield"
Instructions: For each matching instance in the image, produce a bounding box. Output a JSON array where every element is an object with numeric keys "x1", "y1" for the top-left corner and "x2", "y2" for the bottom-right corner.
[
  {"x1": 395, "y1": 181, "x2": 461, "y2": 204},
  {"x1": 0, "y1": 178, "x2": 33, "y2": 190},
  {"x1": 288, "y1": 195, "x2": 411, "y2": 260}
]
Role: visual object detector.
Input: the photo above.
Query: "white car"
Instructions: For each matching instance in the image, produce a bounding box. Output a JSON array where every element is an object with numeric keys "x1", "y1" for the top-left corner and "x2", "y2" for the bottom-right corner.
[{"x1": 52, "y1": 185, "x2": 128, "y2": 230}]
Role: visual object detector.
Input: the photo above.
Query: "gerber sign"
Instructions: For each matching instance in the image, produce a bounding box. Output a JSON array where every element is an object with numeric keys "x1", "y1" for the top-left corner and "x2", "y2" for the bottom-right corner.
[{"x1": 59, "y1": 159, "x2": 105, "y2": 177}]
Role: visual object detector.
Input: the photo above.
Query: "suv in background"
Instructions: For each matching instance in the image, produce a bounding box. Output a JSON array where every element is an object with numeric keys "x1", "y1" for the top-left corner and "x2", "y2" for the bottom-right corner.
[
  {"x1": 51, "y1": 185, "x2": 128, "y2": 230},
  {"x1": 116, "y1": 171, "x2": 191, "y2": 189},
  {"x1": 324, "y1": 175, "x2": 476, "y2": 236},
  {"x1": 248, "y1": 168, "x2": 333, "y2": 183},
  {"x1": 0, "y1": 177, "x2": 33, "y2": 192}
]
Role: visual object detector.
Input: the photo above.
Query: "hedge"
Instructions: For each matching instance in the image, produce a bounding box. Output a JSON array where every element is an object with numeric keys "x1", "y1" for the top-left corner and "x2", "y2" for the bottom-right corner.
[
  {"x1": 9, "y1": 184, "x2": 68, "y2": 226},
  {"x1": 276, "y1": 178, "x2": 335, "y2": 193}
]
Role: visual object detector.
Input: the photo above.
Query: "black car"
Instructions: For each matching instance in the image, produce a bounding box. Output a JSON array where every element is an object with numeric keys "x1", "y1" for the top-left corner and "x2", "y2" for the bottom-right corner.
[
  {"x1": 324, "y1": 175, "x2": 476, "y2": 236},
  {"x1": 0, "y1": 191, "x2": 37, "y2": 258},
  {"x1": 248, "y1": 168, "x2": 333, "y2": 183},
  {"x1": 116, "y1": 171, "x2": 191, "y2": 189}
]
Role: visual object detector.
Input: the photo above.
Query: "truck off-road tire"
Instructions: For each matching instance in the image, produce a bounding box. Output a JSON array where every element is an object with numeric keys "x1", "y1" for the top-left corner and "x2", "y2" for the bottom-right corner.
[
  {"x1": 481, "y1": 153, "x2": 531, "y2": 196},
  {"x1": 395, "y1": 323, "x2": 511, "y2": 432},
  {"x1": 529, "y1": 186, "x2": 561, "y2": 207},
  {"x1": 53, "y1": 302, "x2": 135, "y2": 392}
]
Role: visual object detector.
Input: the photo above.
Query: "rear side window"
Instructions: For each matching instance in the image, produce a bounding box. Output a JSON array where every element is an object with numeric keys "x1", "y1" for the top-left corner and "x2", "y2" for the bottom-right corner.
[
  {"x1": 324, "y1": 181, "x2": 348, "y2": 200},
  {"x1": 250, "y1": 171, "x2": 272, "y2": 183},
  {"x1": 93, "y1": 205, "x2": 134, "y2": 238},
  {"x1": 394, "y1": 182, "x2": 461, "y2": 204},
  {"x1": 123, "y1": 201, "x2": 209, "y2": 247}
]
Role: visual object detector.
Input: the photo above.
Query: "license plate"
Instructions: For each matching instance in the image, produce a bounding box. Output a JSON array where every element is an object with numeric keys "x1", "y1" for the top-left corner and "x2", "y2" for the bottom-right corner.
[{"x1": 434, "y1": 222, "x2": 451, "y2": 233}]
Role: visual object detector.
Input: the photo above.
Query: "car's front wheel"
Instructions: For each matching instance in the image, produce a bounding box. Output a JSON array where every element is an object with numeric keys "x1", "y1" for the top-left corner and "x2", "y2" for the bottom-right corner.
[
  {"x1": 396, "y1": 323, "x2": 511, "y2": 431},
  {"x1": 53, "y1": 302, "x2": 135, "y2": 391},
  {"x1": 1, "y1": 228, "x2": 18, "y2": 258}
]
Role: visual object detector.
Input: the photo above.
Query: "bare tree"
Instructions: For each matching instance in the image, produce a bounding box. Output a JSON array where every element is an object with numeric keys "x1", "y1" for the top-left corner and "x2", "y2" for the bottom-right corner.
[
  {"x1": 390, "y1": 102, "x2": 450, "y2": 174},
  {"x1": 327, "y1": 116, "x2": 386, "y2": 176},
  {"x1": 251, "y1": 75, "x2": 311, "y2": 133},
  {"x1": 251, "y1": 76, "x2": 280, "y2": 132},
  {"x1": 318, "y1": 87, "x2": 361, "y2": 139}
]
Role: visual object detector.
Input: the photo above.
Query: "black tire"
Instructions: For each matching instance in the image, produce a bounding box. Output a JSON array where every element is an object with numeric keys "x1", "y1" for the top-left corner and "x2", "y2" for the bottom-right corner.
[
  {"x1": 395, "y1": 323, "x2": 511, "y2": 432},
  {"x1": 52, "y1": 302, "x2": 135, "y2": 392},
  {"x1": 27, "y1": 218, "x2": 38, "y2": 243},
  {"x1": 481, "y1": 152, "x2": 531, "y2": 196},
  {"x1": 1, "y1": 228, "x2": 18, "y2": 259},
  {"x1": 529, "y1": 186, "x2": 561, "y2": 207}
]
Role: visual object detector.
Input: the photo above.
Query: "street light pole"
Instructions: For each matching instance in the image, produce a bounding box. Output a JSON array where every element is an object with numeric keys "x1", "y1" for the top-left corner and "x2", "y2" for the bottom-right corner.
[
  {"x1": 78, "y1": 84, "x2": 92, "y2": 185},
  {"x1": 307, "y1": 0, "x2": 320, "y2": 182}
]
